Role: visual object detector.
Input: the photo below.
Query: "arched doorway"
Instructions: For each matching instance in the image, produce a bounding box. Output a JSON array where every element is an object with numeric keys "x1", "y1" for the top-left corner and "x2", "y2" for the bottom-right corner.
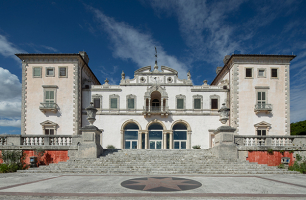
[
  {"x1": 124, "y1": 123, "x2": 139, "y2": 149},
  {"x1": 151, "y1": 91, "x2": 161, "y2": 112},
  {"x1": 173, "y1": 123, "x2": 187, "y2": 149},
  {"x1": 148, "y1": 123, "x2": 163, "y2": 149}
]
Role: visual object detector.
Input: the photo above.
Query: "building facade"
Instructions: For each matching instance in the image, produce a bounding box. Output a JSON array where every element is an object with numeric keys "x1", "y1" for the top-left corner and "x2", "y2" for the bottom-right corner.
[{"x1": 16, "y1": 52, "x2": 295, "y2": 150}]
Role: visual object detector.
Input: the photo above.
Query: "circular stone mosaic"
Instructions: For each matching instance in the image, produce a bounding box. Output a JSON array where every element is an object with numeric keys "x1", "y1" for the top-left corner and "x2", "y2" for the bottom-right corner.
[{"x1": 121, "y1": 177, "x2": 202, "y2": 192}]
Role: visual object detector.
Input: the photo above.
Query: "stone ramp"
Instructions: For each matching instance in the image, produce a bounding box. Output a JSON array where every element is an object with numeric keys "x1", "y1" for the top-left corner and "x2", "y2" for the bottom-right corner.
[{"x1": 19, "y1": 149, "x2": 298, "y2": 174}]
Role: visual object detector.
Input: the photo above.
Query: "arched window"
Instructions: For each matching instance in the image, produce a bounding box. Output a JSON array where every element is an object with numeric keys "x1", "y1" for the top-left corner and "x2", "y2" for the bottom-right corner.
[
  {"x1": 124, "y1": 123, "x2": 139, "y2": 149},
  {"x1": 173, "y1": 123, "x2": 187, "y2": 149},
  {"x1": 148, "y1": 123, "x2": 163, "y2": 149}
]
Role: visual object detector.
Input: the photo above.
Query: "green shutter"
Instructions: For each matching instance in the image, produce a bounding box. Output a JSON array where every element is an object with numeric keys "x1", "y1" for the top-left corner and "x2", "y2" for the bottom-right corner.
[
  {"x1": 128, "y1": 99, "x2": 134, "y2": 109},
  {"x1": 111, "y1": 98, "x2": 117, "y2": 108},
  {"x1": 177, "y1": 99, "x2": 184, "y2": 109},
  {"x1": 34, "y1": 68, "x2": 41, "y2": 77}
]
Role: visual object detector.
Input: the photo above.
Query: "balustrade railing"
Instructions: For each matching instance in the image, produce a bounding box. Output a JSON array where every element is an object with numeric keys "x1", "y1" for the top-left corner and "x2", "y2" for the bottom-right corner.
[
  {"x1": 235, "y1": 135, "x2": 295, "y2": 147},
  {"x1": 143, "y1": 106, "x2": 169, "y2": 113},
  {"x1": 21, "y1": 135, "x2": 73, "y2": 146},
  {"x1": 0, "y1": 136, "x2": 7, "y2": 145}
]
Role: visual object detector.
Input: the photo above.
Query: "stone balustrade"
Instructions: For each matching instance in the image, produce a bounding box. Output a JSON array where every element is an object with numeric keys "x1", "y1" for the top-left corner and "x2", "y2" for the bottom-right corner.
[
  {"x1": 21, "y1": 135, "x2": 73, "y2": 146},
  {"x1": 0, "y1": 136, "x2": 7, "y2": 145},
  {"x1": 234, "y1": 135, "x2": 305, "y2": 148}
]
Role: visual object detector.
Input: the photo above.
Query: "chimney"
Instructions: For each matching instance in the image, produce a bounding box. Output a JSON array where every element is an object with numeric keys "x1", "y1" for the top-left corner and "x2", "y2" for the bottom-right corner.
[
  {"x1": 79, "y1": 51, "x2": 89, "y2": 64},
  {"x1": 216, "y1": 67, "x2": 223, "y2": 74},
  {"x1": 223, "y1": 55, "x2": 231, "y2": 64}
]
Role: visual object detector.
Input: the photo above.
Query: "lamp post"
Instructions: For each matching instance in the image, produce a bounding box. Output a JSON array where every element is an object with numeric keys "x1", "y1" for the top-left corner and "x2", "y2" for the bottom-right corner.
[{"x1": 86, "y1": 102, "x2": 97, "y2": 126}]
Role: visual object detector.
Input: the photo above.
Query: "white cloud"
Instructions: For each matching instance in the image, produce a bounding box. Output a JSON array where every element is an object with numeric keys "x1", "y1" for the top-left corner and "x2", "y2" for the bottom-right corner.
[
  {"x1": 0, "y1": 119, "x2": 21, "y2": 127},
  {"x1": 87, "y1": 6, "x2": 189, "y2": 79},
  {"x1": 0, "y1": 67, "x2": 21, "y2": 127},
  {"x1": 0, "y1": 35, "x2": 24, "y2": 62},
  {"x1": 41, "y1": 45, "x2": 58, "y2": 52}
]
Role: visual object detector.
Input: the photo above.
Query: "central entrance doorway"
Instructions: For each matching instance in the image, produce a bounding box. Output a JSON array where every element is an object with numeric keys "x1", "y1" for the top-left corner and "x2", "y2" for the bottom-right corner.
[{"x1": 148, "y1": 123, "x2": 163, "y2": 149}]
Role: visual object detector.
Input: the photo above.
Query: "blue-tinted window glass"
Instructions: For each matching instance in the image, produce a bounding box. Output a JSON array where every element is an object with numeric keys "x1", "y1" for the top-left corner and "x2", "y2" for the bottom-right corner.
[
  {"x1": 149, "y1": 131, "x2": 162, "y2": 140},
  {"x1": 124, "y1": 123, "x2": 139, "y2": 130},
  {"x1": 132, "y1": 141, "x2": 137, "y2": 149},
  {"x1": 174, "y1": 142, "x2": 179, "y2": 149},
  {"x1": 156, "y1": 141, "x2": 161, "y2": 149},
  {"x1": 181, "y1": 142, "x2": 186, "y2": 149},
  {"x1": 125, "y1": 141, "x2": 130, "y2": 149},
  {"x1": 124, "y1": 131, "x2": 138, "y2": 140},
  {"x1": 150, "y1": 141, "x2": 155, "y2": 149},
  {"x1": 142, "y1": 134, "x2": 145, "y2": 149},
  {"x1": 148, "y1": 124, "x2": 163, "y2": 130},
  {"x1": 173, "y1": 124, "x2": 187, "y2": 130},
  {"x1": 173, "y1": 131, "x2": 187, "y2": 140}
]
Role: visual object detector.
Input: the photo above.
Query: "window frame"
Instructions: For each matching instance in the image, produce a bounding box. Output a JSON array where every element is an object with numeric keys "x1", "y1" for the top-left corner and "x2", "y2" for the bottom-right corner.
[
  {"x1": 257, "y1": 68, "x2": 266, "y2": 78},
  {"x1": 245, "y1": 67, "x2": 254, "y2": 78},
  {"x1": 271, "y1": 68, "x2": 278, "y2": 79},
  {"x1": 210, "y1": 94, "x2": 220, "y2": 110},
  {"x1": 58, "y1": 66, "x2": 68, "y2": 78},
  {"x1": 126, "y1": 94, "x2": 136, "y2": 110},
  {"x1": 256, "y1": 89, "x2": 269, "y2": 107},
  {"x1": 175, "y1": 94, "x2": 186, "y2": 110},
  {"x1": 92, "y1": 94, "x2": 102, "y2": 109},
  {"x1": 40, "y1": 120, "x2": 58, "y2": 135},
  {"x1": 45, "y1": 67, "x2": 55, "y2": 77},
  {"x1": 42, "y1": 85, "x2": 57, "y2": 104},
  {"x1": 193, "y1": 95, "x2": 203, "y2": 110},
  {"x1": 109, "y1": 94, "x2": 120, "y2": 110},
  {"x1": 33, "y1": 67, "x2": 42, "y2": 78}
]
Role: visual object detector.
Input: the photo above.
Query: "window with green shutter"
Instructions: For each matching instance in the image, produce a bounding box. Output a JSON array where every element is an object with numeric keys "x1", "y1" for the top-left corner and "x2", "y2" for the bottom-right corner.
[
  {"x1": 194, "y1": 99, "x2": 201, "y2": 109},
  {"x1": 33, "y1": 67, "x2": 41, "y2": 77},
  {"x1": 128, "y1": 98, "x2": 134, "y2": 109},
  {"x1": 111, "y1": 98, "x2": 117, "y2": 108},
  {"x1": 177, "y1": 99, "x2": 184, "y2": 109}
]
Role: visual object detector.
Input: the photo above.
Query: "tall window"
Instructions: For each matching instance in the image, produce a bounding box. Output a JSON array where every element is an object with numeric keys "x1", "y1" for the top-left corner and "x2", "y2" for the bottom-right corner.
[
  {"x1": 194, "y1": 99, "x2": 201, "y2": 109},
  {"x1": 211, "y1": 99, "x2": 218, "y2": 109},
  {"x1": 94, "y1": 98, "x2": 100, "y2": 108},
  {"x1": 271, "y1": 68, "x2": 278, "y2": 78},
  {"x1": 126, "y1": 94, "x2": 136, "y2": 109},
  {"x1": 177, "y1": 99, "x2": 184, "y2": 109},
  {"x1": 128, "y1": 99, "x2": 134, "y2": 109},
  {"x1": 257, "y1": 91, "x2": 266, "y2": 108},
  {"x1": 148, "y1": 123, "x2": 163, "y2": 149},
  {"x1": 109, "y1": 94, "x2": 119, "y2": 109},
  {"x1": 45, "y1": 91, "x2": 55, "y2": 104},
  {"x1": 246, "y1": 68, "x2": 253, "y2": 78},
  {"x1": 173, "y1": 123, "x2": 187, "y2": 149},
  {"x1": 111, "y1": 98, "x2": 117, "y2": 108},
  {"x1": 124, "y1": 123, "x2": 139, "y2": 149}
]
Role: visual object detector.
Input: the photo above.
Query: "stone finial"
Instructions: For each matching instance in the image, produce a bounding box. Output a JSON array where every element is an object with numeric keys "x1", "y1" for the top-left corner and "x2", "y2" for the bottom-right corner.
[
  {"x1": 121, "y1": 71, "x2": 125, "y2": 80},
  {"x1": 203, "y1": 80, "x2": 208, "y2": 86},
  {"x1": 104, "y1": 78, "x2": 109, "y2": 84},
  {"x1": 187, "y1": 71, "x2": 191, "y2": 80}
]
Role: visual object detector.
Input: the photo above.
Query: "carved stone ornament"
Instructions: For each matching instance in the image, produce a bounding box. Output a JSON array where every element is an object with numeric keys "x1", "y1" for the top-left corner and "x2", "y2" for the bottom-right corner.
[
  {"x1": 86, "y1": 102, "x2": 97, "y2": 126},
  {"x1": 218, "y1": 103, "x2": 230, "y2": 124}
]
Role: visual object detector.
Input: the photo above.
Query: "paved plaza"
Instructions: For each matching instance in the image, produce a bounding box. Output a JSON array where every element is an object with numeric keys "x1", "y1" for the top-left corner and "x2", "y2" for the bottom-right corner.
[{"x1": 0, "y1": 173, "x2": 305, "y2": 199}]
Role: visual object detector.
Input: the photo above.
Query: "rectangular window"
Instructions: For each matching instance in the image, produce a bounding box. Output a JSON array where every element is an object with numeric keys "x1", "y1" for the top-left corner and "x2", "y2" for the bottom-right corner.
[
  {"x1": 194, "y1": 99, "x2": 201, "y2": 109},
  {"x1": 246, "y1": 68, "x2": 252, "y2": 78},
  {"x1": 177, "y1": 99, "x2": 184, "y2": 109},
  {"x1": 257, "y1": 91, "x2": 266, "y2": 108},
  {"x1": 45, "y1": 128, "x2": 54, "y2": 135},
  {"x1": 271, "y1": 68, "x2": 278, "y2": 78},
  {"x1": 111, "y1": 98, "x2": 117, "y2": 108},
  {"x1": 33, "y1": 67, "x2": 42, "y2": 77},
  {"x1": 93, "y1": 98, "x2": 100, "y2": 108},
  {"x1": 45, "y1": 91, "x2": 55, "y2": 103},
  {"x1": 258, "y1": 69, "x2": 265, "y2": 77},
  {"x1": 257, "y1": 130, "x2": 266, "y2": 136},
  {"x1": 59, "y1": 67, "x2": 67, "y2": 77},
  {"x1": 211, "y1": 99, "x2": 218, "y2": 109},
  {"x1": 128, "y1": 98, "x2": 134, "y2": 109},
  {"x1": 46, "y1": 67, "x2": 55, "y2": 77}
]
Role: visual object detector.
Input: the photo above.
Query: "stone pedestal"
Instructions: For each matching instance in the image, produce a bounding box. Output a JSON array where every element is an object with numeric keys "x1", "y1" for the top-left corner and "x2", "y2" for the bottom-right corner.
[
  {"x1": 212, "y1": 126, "x2": 237, "y2": 160},
  {"x1": 76, "y1": 125, "x2": 103, "y2": 158}
]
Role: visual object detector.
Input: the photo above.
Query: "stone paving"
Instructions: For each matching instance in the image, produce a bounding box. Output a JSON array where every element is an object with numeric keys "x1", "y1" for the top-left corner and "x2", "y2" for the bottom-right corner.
[{"x1": 0, "y1": 173, "x2": 305, "y2": 199}]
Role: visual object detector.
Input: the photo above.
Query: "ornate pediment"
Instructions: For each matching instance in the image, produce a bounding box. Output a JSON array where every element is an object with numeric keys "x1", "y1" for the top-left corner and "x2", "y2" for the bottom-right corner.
[
  {"x1": 40, "y1": 120, "x2": 58, "y2": 127},
  {"x1": 254, "y1": 121, "x2": 271, "y2": 127}
]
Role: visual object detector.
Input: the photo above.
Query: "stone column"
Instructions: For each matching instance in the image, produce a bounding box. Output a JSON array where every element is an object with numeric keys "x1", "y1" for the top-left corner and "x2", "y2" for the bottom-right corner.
[
  {"x1": 138, "y1": 132, "x2": 142, "y2": 149},
  {"x1": 145, "y1": 131, "x2": 148, "y2": 149},
  {"x1": 161, "y1": 98, "x2": 164, "y2": 112},
  {"x1": 169, "y1": 132, "x2": 173, "y2": 149},
  {"x1": 187, "y1": 131, "x2": 191, "y2": 149},
  {"x1": 163, "y1": 132, "x2": 167, "y2": 149},
  {"x1": 148, "y1": 98, "x2": 151, "y2": 112}
]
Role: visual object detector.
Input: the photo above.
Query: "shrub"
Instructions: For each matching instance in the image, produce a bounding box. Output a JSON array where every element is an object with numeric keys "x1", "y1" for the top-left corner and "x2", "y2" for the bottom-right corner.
[
  {"x1": 288, "y1": 154, "x2": 306, "y2": 174},
  {"x1": 279, "y1": 150, "x2": 285, "y2": 155},
  {"x1": 267, "y1": 149, "x2": 274, "y2": 155},
  {"x1": 192, "y1": 145, "x2": 201, "y2": 149},
  {"x1": 289, "y1": 150, "x2": 294, "y2": 154},
  {"x1": 296, "y1": 154, "x2": 302, "y2": 162},
  {"x1": 278, "y1": 163, "x2": 285, "y2": 169},
  {"x1": 106, "y1": 145, "x2": 116, "y2": 149},
  {"x1": 0, "y1": 150, "x2": 27, "y2": 173}
]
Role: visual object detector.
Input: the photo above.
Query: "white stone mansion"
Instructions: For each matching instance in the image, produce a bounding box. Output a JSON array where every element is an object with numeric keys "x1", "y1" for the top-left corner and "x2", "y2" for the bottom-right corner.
[{"x1": 15, "y1": 52, "x2": 295, "y2": 149}]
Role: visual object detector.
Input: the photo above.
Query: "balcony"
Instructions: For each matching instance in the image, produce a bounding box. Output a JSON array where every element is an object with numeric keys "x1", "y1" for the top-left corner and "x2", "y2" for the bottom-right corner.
[
  {"x1": 143, "y1": 106, "x2": 169, "y2": 116},
  {"x1": 39, "y1": 103, "x2": 59, "y2": 113},
  {"x1": 254, "y1": 103, "x2": 272, "y2": 114}
]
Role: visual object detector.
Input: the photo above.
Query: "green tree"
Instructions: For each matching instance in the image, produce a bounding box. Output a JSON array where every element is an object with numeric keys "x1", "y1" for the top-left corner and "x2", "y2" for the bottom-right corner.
[{"x1": 291, "y1": 120, "x2": 306, "y2": 135}]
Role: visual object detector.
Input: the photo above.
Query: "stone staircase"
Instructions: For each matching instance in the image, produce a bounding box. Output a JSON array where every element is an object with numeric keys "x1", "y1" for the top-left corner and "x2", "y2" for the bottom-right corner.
[{"x1": 19, "y1": 149, "x2": 297, "y2": 174}]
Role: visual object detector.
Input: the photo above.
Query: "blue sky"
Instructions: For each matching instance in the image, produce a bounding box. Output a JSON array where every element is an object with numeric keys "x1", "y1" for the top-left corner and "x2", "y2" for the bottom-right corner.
[{"x1": 0, "y1": 0, "x2": 306, "y2": 135}]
